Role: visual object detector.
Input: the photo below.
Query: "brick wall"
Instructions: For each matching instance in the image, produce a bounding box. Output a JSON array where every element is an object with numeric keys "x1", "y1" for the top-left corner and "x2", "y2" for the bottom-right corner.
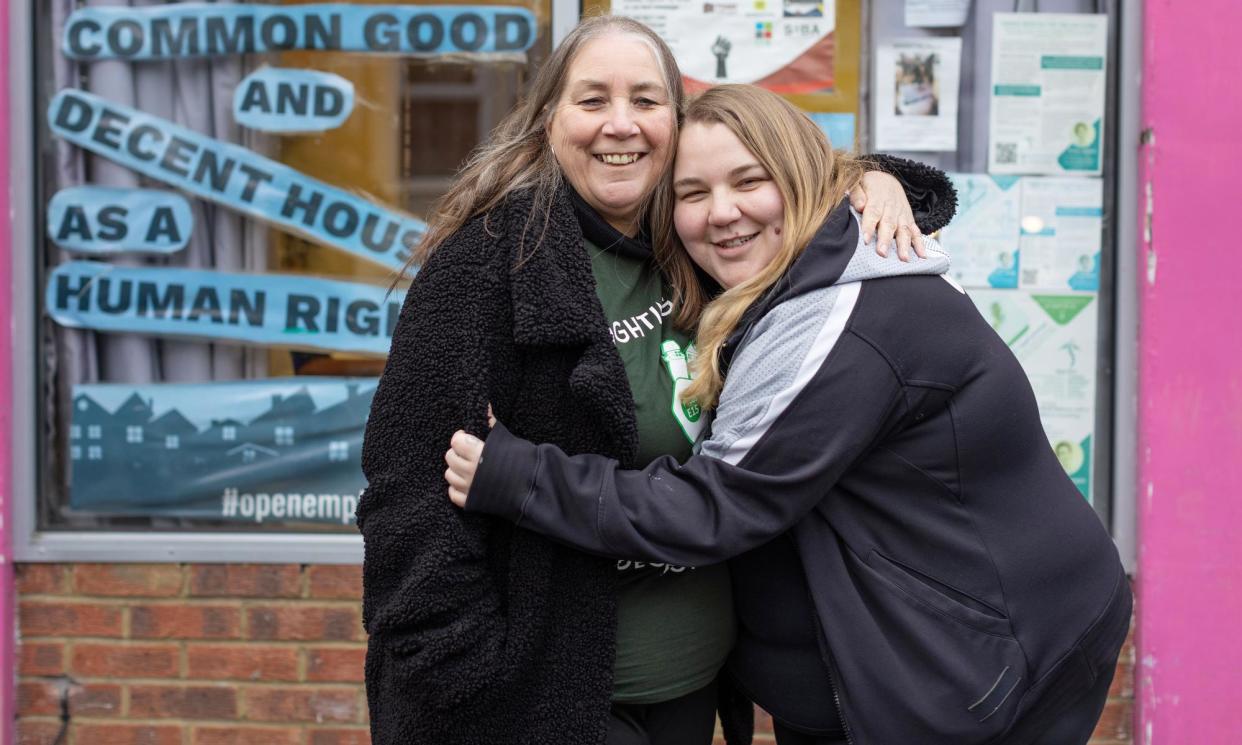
[
  {"x1": 16, "y1": 563, "x2": 369, "y2": 745},
  {"x1": 15, "y1": 562, "x2": 1135, "y2": 745}
]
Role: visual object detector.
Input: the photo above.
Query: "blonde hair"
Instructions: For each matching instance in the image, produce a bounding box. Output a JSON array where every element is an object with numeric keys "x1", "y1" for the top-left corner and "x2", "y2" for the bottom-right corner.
[
  {"x1": 407, "y1": 16, "x2": 684, "y2": 272},
  {"x1": 654, "y1": 85, "x2": 863, "y2": 410}
]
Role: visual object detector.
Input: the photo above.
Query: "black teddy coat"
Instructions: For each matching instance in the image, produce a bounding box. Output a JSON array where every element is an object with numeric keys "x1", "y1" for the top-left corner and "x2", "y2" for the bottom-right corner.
[{"x1": 357, "y1": 160, "x2": 955, "y2": 745}]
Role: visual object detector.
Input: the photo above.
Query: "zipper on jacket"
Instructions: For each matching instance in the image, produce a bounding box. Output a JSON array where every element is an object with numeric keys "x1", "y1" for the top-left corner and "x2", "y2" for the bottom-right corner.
[
  {"x1": 793, "y1": 533, "x2": 856, "y2": 745},
  {"x1": 819, "y1": 633, "x2": 856, "y2": 745}
]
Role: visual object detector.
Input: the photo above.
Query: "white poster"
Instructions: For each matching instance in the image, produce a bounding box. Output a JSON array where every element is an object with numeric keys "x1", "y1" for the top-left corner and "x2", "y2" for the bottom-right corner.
[
  {"x1": 613, "y1": 0, "x2": 837, "y2": 92},
  {"x1": 971, "y1": 290, "x2": 1097, "y2": 501},
  {"x1": 938, "y1": 174, "x2": 1021, "y2": 289},
  {"x1": 988, "y1": 13, "x2": 1108, "y2": 175},
  {"x1": 1019, "y1": 177, "x2": 1103, "y2": 291},
  {"x1": 874, "y1": 37, "x2": 961, "y2": 151},
  {"x1": 905, "y1": 0, "x2": 971, "y2": 28}
]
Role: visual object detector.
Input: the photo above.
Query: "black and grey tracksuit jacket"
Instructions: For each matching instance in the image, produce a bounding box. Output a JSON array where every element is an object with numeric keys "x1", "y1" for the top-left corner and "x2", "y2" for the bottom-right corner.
[{"x1": 467, "y1": 201, "x2": 1130, "y2": 745}]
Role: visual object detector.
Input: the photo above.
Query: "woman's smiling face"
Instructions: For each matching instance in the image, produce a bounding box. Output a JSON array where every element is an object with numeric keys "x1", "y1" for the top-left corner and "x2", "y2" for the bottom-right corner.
[
  {"x1": 672, "y1": 122, "x2": 786, "y2": 289},
  {"x1": 547, "y1": 33, "x2": 675, "y2": 234}
]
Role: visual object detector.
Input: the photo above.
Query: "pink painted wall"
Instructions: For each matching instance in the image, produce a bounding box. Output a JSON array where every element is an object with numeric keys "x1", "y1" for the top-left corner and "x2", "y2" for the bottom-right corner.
[
  {"x1": 1, "y1": 0, "x2": 14, "y2": 741},
  {"x1": 1137, "y1": 1, "x2": 1242, "y2": 742}
]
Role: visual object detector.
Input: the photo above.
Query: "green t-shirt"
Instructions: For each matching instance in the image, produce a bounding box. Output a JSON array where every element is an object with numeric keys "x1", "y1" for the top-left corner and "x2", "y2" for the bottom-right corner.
[{"x1": 588, "y1": 239, "x2": 736, "y2": 705}]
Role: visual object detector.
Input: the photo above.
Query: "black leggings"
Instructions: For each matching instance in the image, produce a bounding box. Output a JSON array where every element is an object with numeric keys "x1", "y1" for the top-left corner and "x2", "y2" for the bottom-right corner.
[
  {"x1": 772, "y1": 720, "x2": 847, "y2": 745},
  {"x1": 607, "y1": 681, "x2": 718, "y2": 745},
  {"x1": 772, "y1": 659, "x2": 1117, "y2": 745}
]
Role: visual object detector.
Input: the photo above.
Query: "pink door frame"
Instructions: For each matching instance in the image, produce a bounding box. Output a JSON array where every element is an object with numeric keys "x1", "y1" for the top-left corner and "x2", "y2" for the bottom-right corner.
[{"x1": 1136, "y1": 0, "x2": 1242, "y2": 742}]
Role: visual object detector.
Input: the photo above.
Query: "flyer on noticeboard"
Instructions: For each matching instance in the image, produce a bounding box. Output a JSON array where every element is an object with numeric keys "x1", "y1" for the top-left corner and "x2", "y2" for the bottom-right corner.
[
  {"x1": 874, "y1": 37, "x2": 962, "y2": 151},
  {"x1": 938, "y1": 174, "x2": 1021, "y2": 289},
  {"x1": 1018, "y1": 176, "x2": 1103, "y2": 291},
  {"x1": 613, "y1": 0, "x2": 837, "y2": 93},
  {"x1": 971, "y1": 290, "x2": 1097, "y2": 502},
  {"x1": 988, "y1": 13, "x2": 1107, "y2": 176},
  {"x1": 904, "y1": 0, "x2": 971, "y2": 28}
]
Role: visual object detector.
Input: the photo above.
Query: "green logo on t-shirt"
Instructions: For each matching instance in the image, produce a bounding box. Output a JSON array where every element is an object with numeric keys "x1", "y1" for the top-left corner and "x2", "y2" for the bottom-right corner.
[{"x1": 661, "y1": 340, "x2": 705, "y2": 441}]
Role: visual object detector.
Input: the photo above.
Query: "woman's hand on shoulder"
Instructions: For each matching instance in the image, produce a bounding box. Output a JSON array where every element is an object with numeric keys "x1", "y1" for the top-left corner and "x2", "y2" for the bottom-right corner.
[{"x1": 852, "y1": 170, "x2": 928, "y2": 262}]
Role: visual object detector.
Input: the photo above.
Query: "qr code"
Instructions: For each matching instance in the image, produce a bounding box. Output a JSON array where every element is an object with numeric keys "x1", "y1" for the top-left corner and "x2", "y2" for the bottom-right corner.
[
  {"x1": 1022, "y1": 269, "x2": 1038, "y2": 285},
  {"x1": 995, "y1": 142, "x2": 1018, "y2": 164}
]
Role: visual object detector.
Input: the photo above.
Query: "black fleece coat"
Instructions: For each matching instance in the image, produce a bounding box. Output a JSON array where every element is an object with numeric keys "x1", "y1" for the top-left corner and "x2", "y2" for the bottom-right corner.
[{"x1": 357, "y1": 157, "x2": 955, "y2": 745}]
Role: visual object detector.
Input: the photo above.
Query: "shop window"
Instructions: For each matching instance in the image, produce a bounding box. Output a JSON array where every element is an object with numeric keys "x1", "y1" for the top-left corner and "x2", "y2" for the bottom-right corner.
[{"x1": 23, "y1": 0, "x2": 554, "y2": 547}]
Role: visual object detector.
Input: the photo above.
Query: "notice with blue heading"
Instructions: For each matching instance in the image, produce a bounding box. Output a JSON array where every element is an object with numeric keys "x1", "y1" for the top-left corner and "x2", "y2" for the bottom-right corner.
[
  {"x1": 1018, "y1": 176, "x2": 1103, "y2": 291},
  {"x1": 970, "y1": 290, "x2": 1097, "y2": 502},
  {"x1": 988, "y1": 13, "x2": 1107, "y2": 176}
]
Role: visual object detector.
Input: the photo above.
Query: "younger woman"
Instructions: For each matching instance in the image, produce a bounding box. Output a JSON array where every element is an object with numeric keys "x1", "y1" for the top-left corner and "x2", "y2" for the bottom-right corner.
[{"x1": 447, "y1": 85, "x2": 1130, "y2": 745}]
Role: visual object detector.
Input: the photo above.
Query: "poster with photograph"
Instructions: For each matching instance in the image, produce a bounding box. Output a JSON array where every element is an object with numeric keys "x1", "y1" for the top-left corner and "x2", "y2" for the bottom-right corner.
[
  {"x1": 938, "y1": 174, "x2": 1021, "y2": 288},
  {"x1": 1018, "y1": 177, "x2": 1103, "y2": 291},
  {"x1": 988, "y1": 13, "x2": 1108, "y2": 175},
  {"x1": 613, "y1": 0, "x2": 837, "y2": 93},
  {"x1": 68, "y1": 378, "x2": 374, "y2": 524},
  {"x1": 905, "y1": 0, "x2": 971, "y2": 28},
  {"x1": 874, "y1": 37, "x2": 961, "y2": 151},
  {"x1": 971, "y1": 290, "x2": 1097, "y2": 501}
]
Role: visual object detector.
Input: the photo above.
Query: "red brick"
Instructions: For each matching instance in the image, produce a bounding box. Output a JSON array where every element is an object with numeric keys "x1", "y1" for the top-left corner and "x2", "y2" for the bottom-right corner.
[
  {"x1": 191, "y1": 564, "x2": 302, "y2": 598},
  {"x1": 187, "y1": 644, "x2": 299, "y2": 681},
  {"x1": 17, "y1": 680, "x2": 121, "y2": 717},
  {"x1": 1108, "y1": 657, "x2": 1134, "y2": 697},
  {"x1": 307, "y1": 565, "x2": 363, "y2": 599},
  {"x1": 306, "y1": 646, "x2": 366, "y2": 682},
  {"x1": 1092, "y1": 699, "x2": 1134, "y2": 741},
  {"x1": 73, "y1": 722, "x2": 182, "y2": 745},
  {"x1": 130, "y1": 684, "x2": 239, "y2": 719},
  {"x1": 74, "y1": 564, "x2": 183, "y2": 597},
  {"x1": 19, "y1": 641, "x2": 65, "y2": 676},
  {"x1": 17, "y1": 681, "x2": 58, "y2": 716},
  {"x1": 15, "y1": 564, "x2": 69, "y2": 595},
  {"x1": 243, "y1": 686, "x2": 361, "y2": 723},
  {"x1": 755, "y1": 705, "x2": 774, "y2": 733},
  {"x1": 193, "y1": 725, "x2": 303, "y2": 745},
  {"x1": 20, "y1": 600, "x2": 123, "y2": 637},
  {"x1": 131, "y1": 603, "x2": 241, "y2": 639},
  {"x1": 247, "y1": 605, "x2": 363, "y2": 641},
  {"x1": 309, "y1": 728, "x2": 372, "y2": 745},
  {"x1": 16, "y1": 719, "x2": 63, "y2": 745},
  {"x1": 70, "y1": 642, "x2": 180, "y2": 678}
]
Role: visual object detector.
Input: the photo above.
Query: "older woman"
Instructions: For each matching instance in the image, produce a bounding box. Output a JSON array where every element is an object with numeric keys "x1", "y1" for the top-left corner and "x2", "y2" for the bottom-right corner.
[{"x1": 357, "y1": 16, "x2": 956, "y2": 745}]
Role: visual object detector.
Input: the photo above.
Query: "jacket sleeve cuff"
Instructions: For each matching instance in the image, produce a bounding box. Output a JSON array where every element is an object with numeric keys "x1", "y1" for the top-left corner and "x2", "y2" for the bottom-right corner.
[
  {"x1": 465, "y1": 421, "x2": 540, "y2": 524},
  {"x1": 859, "y1": 153, "x2": 959, "y2": 234}
]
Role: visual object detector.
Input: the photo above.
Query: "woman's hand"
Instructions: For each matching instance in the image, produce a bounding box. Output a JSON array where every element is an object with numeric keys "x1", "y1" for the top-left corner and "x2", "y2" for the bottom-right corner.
[
  {"x1": 445, "y1": 407, "x2": 495, "y2": 508},
  {"x1": 446, "y1": 431, "x2": 485, "y2": 508},
  {"x1": 852, "y1": 171, "x2": 927, "y2": 261}
]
